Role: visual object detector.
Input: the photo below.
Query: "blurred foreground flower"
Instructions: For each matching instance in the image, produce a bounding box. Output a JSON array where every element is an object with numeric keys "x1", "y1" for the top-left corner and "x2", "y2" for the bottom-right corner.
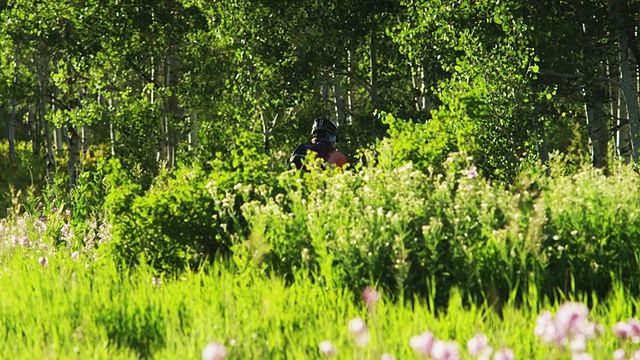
[
  {"x1": 202, "y1": 341, "x2": 227, "y2": 360},
  {"x1": 348, "y1": 317, "x2": 371, "y2": 347},
  {"x1": 410, "y1": 330, "x2": 435, "y2": 355},
  {"x1": 362, "y1": 286, "x2": 381, "y2": 310},
  {"x1": 467, "y1": 333, "x2": 493, "y2": 359},
  {"x1": 319, "y1": 340, "x2": 337, "y2": 356},
  {"x1": 534, "y1": 301, "x2": 601, "y2": 359},
  {"x1": 430, "y1": 339, "x2": 460, "y2": 360},
  {"x1": 493, "y1": 348, "x2": 515, "y2": 360},
  {"x1": 613, "y1": 318, "x2": 640, "y2": 342}
]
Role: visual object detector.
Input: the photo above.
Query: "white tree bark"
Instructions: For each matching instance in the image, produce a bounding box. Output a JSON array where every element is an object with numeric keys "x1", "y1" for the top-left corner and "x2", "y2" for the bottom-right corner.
[{"x1": 617, "y1": 28, "x2": 640, "y2": 161}]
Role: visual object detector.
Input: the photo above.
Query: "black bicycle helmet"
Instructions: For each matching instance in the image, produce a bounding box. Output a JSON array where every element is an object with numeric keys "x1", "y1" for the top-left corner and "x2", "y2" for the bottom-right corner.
[{"x1": 311, "y1": 117, "x2": 338, "y2": 142}]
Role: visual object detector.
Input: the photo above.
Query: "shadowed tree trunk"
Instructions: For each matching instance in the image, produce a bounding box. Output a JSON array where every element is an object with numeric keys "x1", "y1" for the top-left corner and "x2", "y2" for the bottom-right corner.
[{"x1": 585, "y1": 83, "x2": 610, "y2": 172}]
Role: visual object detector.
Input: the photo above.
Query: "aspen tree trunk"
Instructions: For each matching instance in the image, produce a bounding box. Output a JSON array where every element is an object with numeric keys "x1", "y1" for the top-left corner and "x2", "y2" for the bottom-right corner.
[
  {"x1": 38, "y1": 64, "x2": 55, "y2": 185},
  {"x1": 585, "y1": 86, "x2": 610, "y2": 171},
  {"x1": 152, "y1": 58, "x2": 167, "y2": 165},
  {"x1": 618, "y1": 28, "x2": 640, "y2": 161},
  {"x1": 260, "y1": 110, "x2": 272, "y2": 155},
  {"x1": 54, "y1": 128, "x2": 65, "y2": 157},
  {"x1": 189, "y1": 111, "x2": 199, "y2": 151},
  {"x1": 411, "y1": 61, "x2": 429, "y2": 113},
  {"x1": 616, "y1": 87, "x2": 632, "y2": 162},
  {"x1": 346, "y1": 45, "x2": 355, "y2": 125},
  {"x1": 108, "y1": 98, "x2": 116, "y2": 156},
  {"x1": 65, "y1": 60, "x2": 80, "y2": 188},
  {"x1": 369, "y1": 10, "x2": 378, "y2": 109},
  {"x1": 321, "y1": 70, "x2": 331, "y2": 115},
  {"x1": 163, "y1": 54, "x2": 180, "y2": 168},
  {"x1": 29, "y1": 108, "x2": 41, "y2": 156},
  {"x1": 9, "y1": 96, "x2": 17, "y2": 163},
  {"x1": 67, "y1": 125, "x2": 81, "y2": 188},
  {"x1": 333, "y1": 75, "x2": 346, "y2": 125},
  {"x1": 43, "y1": 118, "x2": 56, "y2": 186},
  {"x1": 8, "y1": 46, "x2": 18, "y2": 162}
]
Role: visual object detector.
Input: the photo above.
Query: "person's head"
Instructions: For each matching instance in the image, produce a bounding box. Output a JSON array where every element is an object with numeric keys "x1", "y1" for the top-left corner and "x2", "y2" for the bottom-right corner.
[{"x1": 311, "y1": 117, "x2": 338, "y2": 145}]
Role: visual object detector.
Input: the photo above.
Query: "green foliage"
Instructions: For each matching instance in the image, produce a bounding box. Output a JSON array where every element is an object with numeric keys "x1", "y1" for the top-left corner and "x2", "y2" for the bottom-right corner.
[
  {"x1": 101, "y1": 133, "x2": 275, "y2": 274},
  {"x1": 237, "y1": 154, "x2": 640, "y2": 310},
  {"x1": 374, "y1": 111, "x2": 453, "y2": 174}
]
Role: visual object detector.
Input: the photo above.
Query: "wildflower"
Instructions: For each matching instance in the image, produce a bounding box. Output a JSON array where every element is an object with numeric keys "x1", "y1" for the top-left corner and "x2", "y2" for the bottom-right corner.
[
  {"x1": 430, "y1": 339, "x2": 460, "y2": 360},
  {"x1": 71, "y1": 251, "x2": 80, "y2": 260},
  {"x1": 534, "y1": 301, "x2": 601, "y2": 356},
  {"x1": 410, "y1": 330, "x2": 435, "y2": 355},
  {"x1": 534, "y1": 311, "x2": 557, "y2": 343},
  {"x1": 38, "y1": 256, "x2": 48, "y2": 267},
  {"x1": 318, "y1": 340, "x2": 337, "y2": 356},
  {"x1": 348, "y1": 317, "x2": 371, "y2": 347},
  {"x1": 493, "y1": 348, "x2": 514, "y2": 360},
  {"x1": 61, "y1": 223, "x2": 72, "y2": 239},
  {"x1": 201, "y1": 341, "x2": 227, "y2": 360},
  {"x1": 380, "y1": 354, "x2": 396, "y2": 360},
  {"x1": 614, "y1": 319, "x2": 640, "y2": 342},
  {"x1": 152, "y1": 276, "x2": 162, "y2": 286},
  {"x1": 20, "y1": 236, "x2": 30, "y2": 247},
  {"x1": 467, "y1": 166, "x2": 478, "y2": 179},
  {"x1": 570, "y1": 352, "x2": 592, "y2": 360},
  {"x1": 613, "y1": 349, "x2": 625, "y2": 360},
  {"x1": 348, "y1": 317, "x2": 367, "y2": 336},
  {"x1": 363, "y1": 286, "x2": 381, "y2": 308},
  {"x1": 467, "y1": 333, "x2": 493, "y2": 359},
  {"x1": 554, "y1": 302, "x2": 590, "y2": 337}
]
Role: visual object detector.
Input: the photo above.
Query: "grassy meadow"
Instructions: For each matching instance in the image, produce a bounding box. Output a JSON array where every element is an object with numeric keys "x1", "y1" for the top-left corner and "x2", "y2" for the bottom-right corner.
[
  {"x1": 1, "y1": 244, "x2": 639, "y2": 359},
  {"x1": 2, "y1": 143, "x2": 640, "y2": 359}
]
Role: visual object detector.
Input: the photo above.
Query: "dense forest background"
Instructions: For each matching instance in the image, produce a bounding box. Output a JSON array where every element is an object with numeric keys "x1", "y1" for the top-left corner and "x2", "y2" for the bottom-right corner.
[{"x1": 2, "y1": 0, "x2": 639, "y2": 190}]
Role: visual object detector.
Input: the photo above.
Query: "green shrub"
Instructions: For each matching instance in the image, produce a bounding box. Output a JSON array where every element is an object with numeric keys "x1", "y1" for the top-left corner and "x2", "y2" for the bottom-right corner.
[{"x1": 101, "y1": 132, "x2": 276, "y2": 274}]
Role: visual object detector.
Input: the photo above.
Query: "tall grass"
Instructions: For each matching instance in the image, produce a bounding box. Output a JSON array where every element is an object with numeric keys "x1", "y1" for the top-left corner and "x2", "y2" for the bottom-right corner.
[{"x1": 0, "y1": 243, "x2": 638, "y2": 359}]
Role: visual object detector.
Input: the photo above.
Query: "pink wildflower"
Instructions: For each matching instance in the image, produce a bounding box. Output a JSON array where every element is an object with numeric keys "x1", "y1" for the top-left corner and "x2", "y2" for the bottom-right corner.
[
  {"x1": 554, "y1": 302, "x2": 590, "y2": 336},
  {"x1": 534, "y1": 310, "x2": 557, "y2": 343},
  {"x1": 71, "y1": 251, "x2": 80, "y2": 260},
  {"x1": 348, "y1": 317, "x2": 370, "y2": 347},
  {"x1": 152, "y1": 276, "x2": 162, "y2": 286},
  {"x1": 410, "y1": 330, "x2": 435, "y2": 355},
  {"x1": 467, "y1": 333, "x2": 492, "y2": 358},
  {"x1": 20, "y1": 236, "x2": 30, "y2": 247},
  {"x1": 493, "y1": 348, "x2": 515, "y2": 360},
  {"x1": 318, "y1": 340, "x2": 337, "y2": 356},
  {"x1": 430, "y1": 339, "x2": 460, "y2": 360},
  {"x1": 535, "y1": 302, "x2": 600, "y2": 348},
  {"x1": 38, "y1": 256, "x2": 48, "y2": 267},
  {"x1": 613, "y1": 349, "x2": 626, "y2": 360},
  {"x1": 380, "y1": 354, "x2": 396, "y2": 360},
  {"x1": 570, "y1": 352, "x2": 592, "y2": 360},
  {"x1": 626, "y1": 318, "x2": 640, "y2": 342},
  {"x1": 467, "y1": 166, "x2": 478, "y2": 179},
  {"x1": 201, "y1": 341, "x2": 227, "y2": 360},
  {"x1": 363, "y1": 286, "x2": 381, "y2": 307}
]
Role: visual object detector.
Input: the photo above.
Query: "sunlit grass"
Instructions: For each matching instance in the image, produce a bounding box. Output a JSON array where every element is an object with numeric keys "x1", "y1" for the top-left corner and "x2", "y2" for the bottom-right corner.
[{"x1": 0, "y1": 247, "x2": 639, "y2": 359}]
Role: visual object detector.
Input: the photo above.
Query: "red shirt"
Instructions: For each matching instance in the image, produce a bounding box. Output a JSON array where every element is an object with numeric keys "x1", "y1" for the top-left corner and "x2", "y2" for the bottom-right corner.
[{"x1": 327, "y1": 150, "x2": 348, "y2": 167}]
